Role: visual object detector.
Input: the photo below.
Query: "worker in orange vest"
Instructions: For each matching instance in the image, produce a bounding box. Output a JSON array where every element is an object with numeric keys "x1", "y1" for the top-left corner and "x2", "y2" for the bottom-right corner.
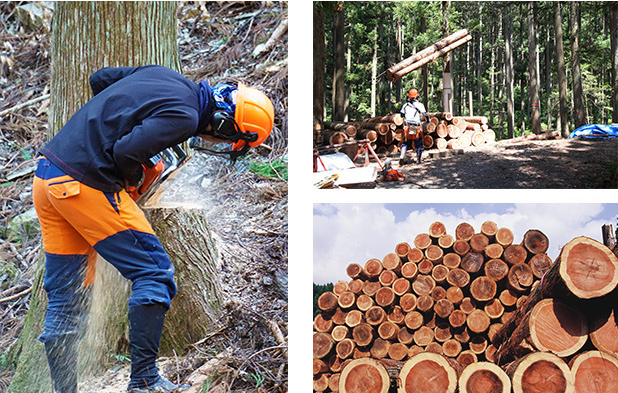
[{"x1": 399, "y1": 88, "x2": 429, "y2": 165}]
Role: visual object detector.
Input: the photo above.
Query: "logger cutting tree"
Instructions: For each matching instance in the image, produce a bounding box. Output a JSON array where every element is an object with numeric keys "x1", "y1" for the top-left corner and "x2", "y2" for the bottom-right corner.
[
  {"x1": 313, "y1": 1, "x2": 618, "y2": 189},
  {"x1": 0, "y1": 2, "x2": 287, "y2": 393}
]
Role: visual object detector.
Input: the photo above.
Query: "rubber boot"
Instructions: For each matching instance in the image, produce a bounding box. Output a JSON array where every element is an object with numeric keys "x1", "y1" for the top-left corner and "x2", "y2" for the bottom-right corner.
[
  {"x1": 44, "y1": 335, "x2": 78, "y2": 393},
  {"x1": 127, "y1": 303, "x2": 173, "y2": 392},
  {"x1": 417, "y1": 152, "x2": 422, "y2": 164}
]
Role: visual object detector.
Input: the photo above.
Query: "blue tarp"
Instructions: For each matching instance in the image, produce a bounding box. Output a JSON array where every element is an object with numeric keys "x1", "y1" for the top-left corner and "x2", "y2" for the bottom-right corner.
[{"x1": 568, "y1": 124, "x2": 618, "y2": 139}]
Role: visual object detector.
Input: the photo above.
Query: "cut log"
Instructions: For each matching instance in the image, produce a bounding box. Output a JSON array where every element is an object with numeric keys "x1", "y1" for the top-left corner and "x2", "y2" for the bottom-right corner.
[
  {"x1": 365, "y1": 258, "x2": 384, "y2": 278},
  {"x1": 460, "y1": 116, "x2": 488, "y2": 125},
  {"x1": 458, "y1": 133, "x2": 472, "y2": 147},
  {"x1": 399, "y1": 327, "x2": 415, "y2": 345},
  {"x1": 314, "y1": 357, "x2": 330, "y2": 374},
  {"x1": 470, "y1": 276, "x2": 498, "y2": 302},
  {"x1": 346, "y1": 263, "x2": 367, "y2": 280},
  {"x1": 413, "y1": 326, "x2": 435, "y2": 346},
  {"x1": 418, "y1": 259, "x2": 434, "y2": 275},
  {"x1": 470, "y1": 234, "x2": 489, "y2": 253},
  {"x1": 498, "y1": 289, "x2": 518, "y2": 307},
  {"x1": 453, "y1": 240, "x2": 471, "y2": 256},
  {"x1": 466, "y1": 310, "x2": 490, "y2": 334},
  {"x1": 425, "y1": 342, "x2": 444, "y2": 355},
  {"x1": 484, "y1": 243, "x2": 504, "y2": 260},
  {"x1": 377, "y1": 321, "x2": 399, "y2": 341},
  {"x1": 362, "y1": 113, "x2": 404, "y2": 126},
  {"x1": 397, "y1": 352, "x2": 462, "y2": 393},
  {"x1": 416, "y1": 295, "x2": 434, "y2": 312},
  {"x1": 528, "y1": 253, "x2": 553, "y2": 279},
  {"x1": 375, "y1": 287, "x2": 395, "y2": 308},
  {"x1": 314, "y1": 332, "x2": 335, "y2": 359},
  {"x1": 332, "y1": 325, "x2": 351, "y2": 342},
  {"x1": 352, "y1": 323, "x2": 374, "y2": 347},
  {"x1": 414, "y1": 233, "x2": 432, "y2": 250},
  {"x1": 484, "y1": 299, "x2": 505, "y2": 320},
  {"x1": 460, "y1": 252, "x2": 484, "y2": 274},
  {"x1": 314, "y1": 373, "x2": 330, "y2": 392},
  {"x1": 495, "y1": 299, "x2": 588, "y2": 364},
  {"x1": 493, "y1": 237, "x2": 618, "y2": 348},
  {"x1": 589, "y1": 307, "x2": 618, "y2": 354},
  {"x1": 435, "y1": 137, "x2": 448, "y2": 150},
  {"x1": 333, "y1": 280, "x2": 349, "y2": 296},
  {"x1": 426, "y1": 245, "x2": 444, "y2": 264},
  {"x1": 396, "y1": 242, "x2": 411, "y2": 260},
  {"x1": 522, "y1": 229, "x2": 549, "y2": 255},
  {"x1": 382, "y1": 253, "x2": 402, "y2": 272},
  {"x1": 407, "y1": 248, "x2": 424, "y2": 264},
  {"x1": 506, "y1": 352, "x2": 574, "y2": 393},
  {"x1": 495, "y1": 227, "x2": 514, "y2": 247},
  {"x1": 448, "y1": 310, "x2": 467, "y2": 328},
  {"x1": 338, "y1": 291, "x2": 356, "y2": 309},
  {"x1": 432, "y1": 265, "x2": 449, "y2": 284},
  {"x1": 434, "y1": 299, "x2": 455, "y2": 319},
  {"x1": 345, "y1": 310, "x2": 364, "y2": 327},
  {"x1": 337, "y1": 338, "x2": 356, "y2": 359},
  {"x1": 569, "y1": 351, "x2": 618, "y2": 393},
  {"x1": 503, "y1": 244, "x2": 528, "y2": 265},
  {"x1": 332, "y1": 308, "x2": 348, "y2": 325},
  {"x1": 446, "y1": 286, "x2": 464, "y2": 305},
  {"x1": 442, "y1": 339, "x2": 462, "y2": 358},
  {"x1": 431, "y1": 286, "x2": 447, "y2": 301},
  {"x1": 378, "y1": 270, "x2": 397, "y2": 287},
  {"x1": 387, "y1": 305, "x2": 405, "y2": 325},
  {"x1": 460, "y1": 298, "x2": 477, "y2": 314},
  {"x1": 401, "y1": 262, "x2": 419, "y2": 280},
  {"x1": 412, "y1": 275, "x2": 436, "y2": 296},
  {"x1": 400, "y1": 293, "x2": 418, "y2": 313},
  {"x1": 484, "y1": 259, "x2": 509, "y2": 281},
  {"x1": 389, "y1": 343, "x2": 409, "y2": 361},
  {"x1": 357, "y1": 129, "x2": 378, "y2": 142},
  {"x1": 457, "y1": 350, "x2": 478, "y2": 367},
  {"x1": 440, "y1": 254, "x2": 459, "y2": 270},
  {"x1": 356, "y1": 294, "x2": 374, "y2": 312},
  {"x1": 456, "y1": 223, "x2": 475, "y2": 241},
  {"x1": 392, "y1": 277, "x2": 411, "y2": 296},
  {"x1": 447, "y1": 268, "x2": 470, "y2": 288},
  {"x1": 454, "y1": 327, "x2": 471, "y2": 344},
  {"x1": 318, "y1": 292, "x2": 339, "y2": 312},
  {"x1": 348, "y1": 279, "x2": 363, "y2": 295},
  {"x1": 438, "y1": 234, "x2": 454, "y2": 250},
  {"x1": 370, "y1": 338, "x2": 391, "y2": 359},
  {"x1": 429, "y1": 221, "x2": 447, "y2": 238},
  {"x1": 507, "y1": 263, "x2": 534, "y2": 291},
  {"x1": 458, "y1": 362, "x2": 511, "y2": 393},
  {"x1": 314, "y1": 313, "x2": 334, "y2": 333},
  {"x1": 468, "y1": 336, "x2": 488, "y2": 354},
  {"x1": 339, "y1": 358, "x2": 391, "y2": 393},
  {"x1": 329, "y1": 373, "x2": 341, "y2": 392},
  {"x1": 405, "y1": 311, "x2": 424, "y2": 330},
  {"x1": 435, "y1": 323, "x2": 453, "y2": 343},
  {"x1": 480, "y1": 220, "x2": 498, "y2": 239},
  {"x1": 365, "y1": 306, "x2": 387, "y2": 326},
  {"x1": 423, "y1": 134, "x2": 435, "y2": 149}
]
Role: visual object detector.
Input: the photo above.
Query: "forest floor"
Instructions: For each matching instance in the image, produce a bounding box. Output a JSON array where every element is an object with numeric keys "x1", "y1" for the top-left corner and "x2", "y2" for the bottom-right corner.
[
  {"x1": 375, "y1": 137, "x2": 618, "y2": 189},
  {"x1": 0, "y1": 2, "x2": 287, "y2": 393}
]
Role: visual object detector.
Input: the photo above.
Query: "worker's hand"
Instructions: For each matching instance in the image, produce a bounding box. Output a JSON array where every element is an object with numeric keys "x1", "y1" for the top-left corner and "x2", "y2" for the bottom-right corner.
[{"x1": 120, "y1": 165, "x2": 144, "y2": 192}]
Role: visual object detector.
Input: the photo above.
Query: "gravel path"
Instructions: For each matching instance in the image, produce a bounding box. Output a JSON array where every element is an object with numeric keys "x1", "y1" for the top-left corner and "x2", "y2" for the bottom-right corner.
[{"x1": 375, "y1": 138, "x2": 618, "y2": 189}]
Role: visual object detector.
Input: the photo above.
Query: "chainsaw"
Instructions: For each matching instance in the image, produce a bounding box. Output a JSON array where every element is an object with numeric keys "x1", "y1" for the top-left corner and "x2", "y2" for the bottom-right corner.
[{"x1": 128, "y1": 144, "x2": 188, "y2": 202}]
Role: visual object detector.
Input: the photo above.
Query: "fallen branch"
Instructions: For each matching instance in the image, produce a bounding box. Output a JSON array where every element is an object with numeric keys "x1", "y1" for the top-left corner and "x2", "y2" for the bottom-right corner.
[
  {"x1": 252, "y1": 18, "x2": 288, "y2": 57},
  {"x1": 0, "y1": 286, "x2": 32, "y2": 304},
  {"x1": 0, "y1": 93, "x2": 50, "y2": 117},
  {"x1": 182, "y1": 348, "x2": 233, "y2": 393}
]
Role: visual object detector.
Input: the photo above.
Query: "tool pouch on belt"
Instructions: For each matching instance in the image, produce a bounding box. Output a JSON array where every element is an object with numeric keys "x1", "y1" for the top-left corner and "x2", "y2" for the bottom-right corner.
[{"x1": 406, "y1": 125, "x2": 421, "y2": 139}]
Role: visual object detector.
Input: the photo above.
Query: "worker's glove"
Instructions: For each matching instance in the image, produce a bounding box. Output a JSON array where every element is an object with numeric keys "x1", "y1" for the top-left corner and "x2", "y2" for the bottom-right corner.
[{"x1": 120, "y1": 165, "x2": 145, "y2": 193}]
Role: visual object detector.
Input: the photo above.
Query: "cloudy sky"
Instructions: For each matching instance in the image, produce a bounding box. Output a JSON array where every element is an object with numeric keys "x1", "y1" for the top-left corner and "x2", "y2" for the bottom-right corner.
[{"x1": 313, "y1": 203, "x2": 618, "y2": 284}]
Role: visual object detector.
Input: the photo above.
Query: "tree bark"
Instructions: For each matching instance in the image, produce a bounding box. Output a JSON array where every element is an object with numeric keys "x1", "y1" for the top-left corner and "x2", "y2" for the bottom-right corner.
[
  {"x1": 504, "y1": 5, "x2": 515, "y2": 139},
  {"x1": 313, "y1": 2, "x2": 326, "y2": 145},
  {"x1": 528, "y1": 2, "x2": 541, "y2": 135},
  {"x1": 332, "y1": 2, "x2": 346, "y2": 121},
  {"x1": 10, "y1": 3, "x2": 184, "y2": 391},
  {"x1": 554, "y1": 2, "x2": 570, "y2": 137},
  {"x1": 571, "y1": 1, "x2": 586, "y2": 128}
]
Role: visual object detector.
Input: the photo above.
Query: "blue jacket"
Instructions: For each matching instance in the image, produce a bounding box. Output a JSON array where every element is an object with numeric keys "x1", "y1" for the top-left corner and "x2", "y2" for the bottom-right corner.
[{"x1": 41, "y1": 65, "x2": 212, "y2": 192}]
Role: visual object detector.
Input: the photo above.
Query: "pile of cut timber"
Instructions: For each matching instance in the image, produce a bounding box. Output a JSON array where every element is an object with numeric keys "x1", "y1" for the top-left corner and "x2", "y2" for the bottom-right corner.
[
  {"x1": 319, "y1": 113, "x2": 495, "y2": 155},
  {"x1": 313, "y1": 221, "x2": 618, "y2": 393}
]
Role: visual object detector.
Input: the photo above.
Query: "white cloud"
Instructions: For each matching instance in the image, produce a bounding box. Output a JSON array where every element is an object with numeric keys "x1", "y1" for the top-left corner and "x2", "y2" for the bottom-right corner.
[{"x1": 313, "y1": 203, "x2": 617, "y2": 284}]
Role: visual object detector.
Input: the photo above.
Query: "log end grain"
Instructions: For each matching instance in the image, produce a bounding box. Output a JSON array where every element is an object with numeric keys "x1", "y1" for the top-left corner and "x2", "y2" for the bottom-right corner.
[
  {"x1": 458, "y1": 362, "x2": 511, "y2": 393},
  {"x1": 398, "y1": 353, "x2": 460, "y2": 393},
  {"x1": 569, "y1": 351, "x2": 618, "y2": 393},
  {"x1": 339, "y1": 358, "x2": 390, "y2": 393},
  {"x1": 508, "y1": 352, "x2": 574, "y2": 393}
]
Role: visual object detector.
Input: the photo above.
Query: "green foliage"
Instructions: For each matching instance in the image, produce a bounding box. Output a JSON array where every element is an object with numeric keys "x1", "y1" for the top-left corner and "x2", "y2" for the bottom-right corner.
[
  {"x1": 249, "y1": 158, "x2": 288, "y2": 181},
  {"x1": 313, "y1": 282, "x2": 334, "y2": 318},
  {"x1": 320, "y1": 1, "x2": 615, "y2": 135},
  {"x1": 199, "y1": 372, "x2": 219, "y2": 393},
  {"x1": 248, "y1": 371, "x2": 265, "y2": 387},
  {"x1": 109, "y1": 353, "x2": 131, "y2": 363}
]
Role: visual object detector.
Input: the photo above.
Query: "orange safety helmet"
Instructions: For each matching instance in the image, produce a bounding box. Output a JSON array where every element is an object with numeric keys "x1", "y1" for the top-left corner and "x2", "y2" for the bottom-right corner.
[
  {"x1": 232, "y1": 82, "x2": 275, "y2": 151},
  {"x1": 408, "y1": 88, "x2": 419, "y2": 99}
]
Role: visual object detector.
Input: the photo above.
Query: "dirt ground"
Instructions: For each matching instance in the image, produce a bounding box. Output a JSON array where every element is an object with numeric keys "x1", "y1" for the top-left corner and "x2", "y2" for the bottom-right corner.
[{"x1": 374, "y1": 137, "x2": 618, "y2": 189}]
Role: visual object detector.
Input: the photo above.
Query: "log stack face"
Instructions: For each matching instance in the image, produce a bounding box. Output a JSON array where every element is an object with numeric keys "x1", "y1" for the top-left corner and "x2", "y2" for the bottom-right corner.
[{"x1": 314, "y1": 221, "x2": 618, "y2": 393}]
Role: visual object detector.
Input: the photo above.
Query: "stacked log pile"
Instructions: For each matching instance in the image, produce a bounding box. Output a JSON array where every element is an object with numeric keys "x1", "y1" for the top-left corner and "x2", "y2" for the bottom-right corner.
[
  {"x1": 313, "y1": 221, "x2": 618, "y2": 393},
  {"x1": 318, "y1": 113, "x2": 495, "y2": 155}
]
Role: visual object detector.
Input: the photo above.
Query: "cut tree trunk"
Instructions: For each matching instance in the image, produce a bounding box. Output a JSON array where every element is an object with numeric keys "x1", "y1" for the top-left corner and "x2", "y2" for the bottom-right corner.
[
  {"x1": 522, "y1": 229, "x2": 549, "y2": 255},
  {"x1": 339, "y1": 358, "x2": 391, "y2": 393},
  {"x1": 569, "y1": 350, "x2": 618, "y2": 393},
  {"x1": 506, "y1": 352, "x2": 574, "y2": 393},
  {"x1": 492, "y1": 237, "x2": 618, "y2": 347},
  {"x1": 494, "y1": 298, "x2": 588, "y2": 364},
  {"x1": 458, "y1": 362, "x2": 511, "y2": 393},
  {"x1": 397, "y1": 353, "x2": 462, "y2": 393}
]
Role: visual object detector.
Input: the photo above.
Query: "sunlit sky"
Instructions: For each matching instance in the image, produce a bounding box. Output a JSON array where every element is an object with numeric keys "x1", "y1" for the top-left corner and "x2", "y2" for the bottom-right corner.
[{"x1": 313, "y1": 203, "x2": 618, "y2": 284}]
